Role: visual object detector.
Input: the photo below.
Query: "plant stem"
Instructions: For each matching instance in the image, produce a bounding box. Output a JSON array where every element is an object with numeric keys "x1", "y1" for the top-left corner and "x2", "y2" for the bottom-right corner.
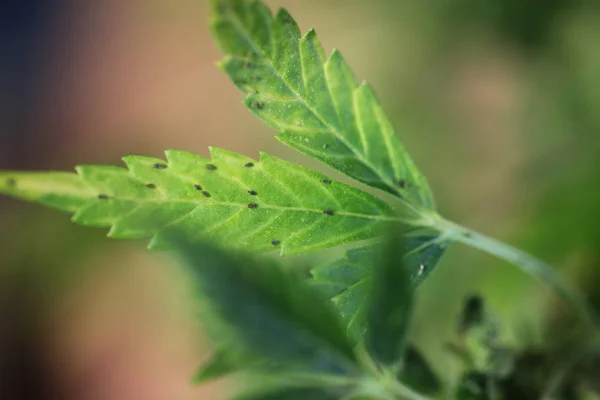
[{"x1": 430, "y1": 214, "x2": 598, "y2": 332}]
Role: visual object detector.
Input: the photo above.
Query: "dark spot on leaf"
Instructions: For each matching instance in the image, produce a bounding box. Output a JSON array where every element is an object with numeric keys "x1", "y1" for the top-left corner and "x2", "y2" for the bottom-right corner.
[
  {"x1": 251, "y1": 75, "x2": 263, "y2": 83},
  {"x1": 398, "y1": 179, "x2": 406, "y2": 189},
  {"x1": 202, "y1": 191, "x2": 211, "y2": 198},
  {"x1": 97, "y1": 194, "x2": 110, "y2": 200},
  {"x1": 145, "y1": 183, "x2": 156, "y2": 189},
  {"x1": 271, "y1": 240, "x2": 281, "y2": 246},
  {"x1": 194, "y1": 184, "x2": 203, "y2": 191},
  {"x1": 244, "y1": 162, "x2": 254, "y2": 168},
  {"x1": 322, "y1": 179, "x2": 331, "y2": 185},
  {"x1": 247, "y1": 190, "x2": 258, "y2": 196},
  {"x1": 248, "y1": 203, "x2": 258, "y2": 209},
  {"x1": 322, "y1": 144, "x2": 329, "y2": 149},
  {"x1": 206, "y1": 163, "x2": 217, "y2": 171},
  {"x1": 243, "y1": 59, "x2": 256, "y2": 69},
  {"x1": 6, "y1": 178, "x2": 16, "y2": 188},
  {"x1": 153, "y1": 163, "x2": 167, "y2": 170},
  {"x1": 463, "y1": 232, "x2": 473, "y2": 239},
  {"x1": 323, "y1": 209, "x2": 335, "y2": 216},
  {"x1": 249, "y1": 100, "x2": 264, "y2": 110}
]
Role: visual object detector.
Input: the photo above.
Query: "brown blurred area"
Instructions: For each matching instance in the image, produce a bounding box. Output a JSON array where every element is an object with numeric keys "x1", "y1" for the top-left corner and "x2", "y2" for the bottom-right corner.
[{"x1": 2, "y1": 0, "x2": 600, "y2": 399}]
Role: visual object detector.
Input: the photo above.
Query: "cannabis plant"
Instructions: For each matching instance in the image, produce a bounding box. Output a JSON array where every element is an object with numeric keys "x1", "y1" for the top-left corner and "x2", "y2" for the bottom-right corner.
[{"x1": 1, "y1": 1, "x2": 598, "y2": 399}]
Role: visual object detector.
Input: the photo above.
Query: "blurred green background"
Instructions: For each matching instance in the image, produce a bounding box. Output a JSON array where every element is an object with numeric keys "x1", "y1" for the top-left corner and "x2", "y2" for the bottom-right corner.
[{"x1": 1, "y1": 0, "x2": 600, "y2": 399}]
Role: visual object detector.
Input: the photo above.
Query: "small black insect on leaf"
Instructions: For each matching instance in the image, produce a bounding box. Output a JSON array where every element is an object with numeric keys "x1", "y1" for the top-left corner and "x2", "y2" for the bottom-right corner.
[
  {"x1": 398, "y1": 179, "x2": 407, "y2": 189},
  {"x1": 97, "y1": 194, "x2": 110, "y2": 200},
  {"x1": 249, "y1": 100, "x2": 265, "y2": 110},
  {"x1": 323, "y1": 209, "x2": 335, "y2": 216},
  {"x1": 206, "y1": 164, "x2": 217, "y2": 171},
  {"x1": 202, "y1": 191, "x2": 211, "y2": 198},
  {"x1": 243, "y1": 59, "x2": 255, "y2": 69},
  {"x1": 6, "y1": 178, "x2": 16, "y2": 188},
  {"x1": 194, "y1": 184, "x2": 203, "y2": 191},
  {"x1": 244, "y1": 162, "x2": 254, "y2": 168},
  {"x1": 248, "y1": 203, "x2": 258, "y2": 209},
  {"x1": 247, "y1": 190, "x2": 258, "y2": 196},
  {"x1": 271, "y1": 240, "x2": 281, "y2": 246},
  {"x1": 145, "y1": 183, "x2": 157, "y2": 189},
  {"x1": 153, "y1": 163, "x2": 167, "y2": 170},
  {"x1": 322, "y1": 179, "x2": 331, "y2": 185}
]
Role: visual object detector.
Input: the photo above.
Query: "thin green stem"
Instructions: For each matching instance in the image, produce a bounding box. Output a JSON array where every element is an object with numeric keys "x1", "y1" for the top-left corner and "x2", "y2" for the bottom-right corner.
[{"x1": 430, "y1": 214, "x2": 598, "y2": 332}]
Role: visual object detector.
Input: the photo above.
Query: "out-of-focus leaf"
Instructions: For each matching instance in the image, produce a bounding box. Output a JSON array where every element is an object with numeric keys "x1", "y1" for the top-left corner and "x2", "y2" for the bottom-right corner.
[
  {"x1": 311, "y1": 236, "x2": 447, "y2": 341},
  {"x1": 234, "y1": 387, "x2": 338, "y2": 400},
  {"x1": 170, "y1": 234, "x2": 359, "y2": 376},
  {"x1": 397, "y1": 345, "x2": 441, "y2": 395},
  {"x1": 364, "y1": 232, "x2": 413, "y2": 366}
]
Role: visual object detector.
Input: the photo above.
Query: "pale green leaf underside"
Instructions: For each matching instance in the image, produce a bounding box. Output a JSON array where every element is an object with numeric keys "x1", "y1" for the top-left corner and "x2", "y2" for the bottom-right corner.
[
  {"x1": 0, "y1": 148, "x2": 393, "y2": 256},
  {"x1": 311, "y1": 236, "x2": 447, "y2": 340},
  {"x1": 210, "y1": 0, "x2": 435, "y2": 210}
]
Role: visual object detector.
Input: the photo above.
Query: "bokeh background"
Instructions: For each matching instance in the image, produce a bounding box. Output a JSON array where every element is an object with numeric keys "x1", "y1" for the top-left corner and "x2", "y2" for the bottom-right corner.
[{"x1": 1, "y1": 0, "x2": 600, "y2": 399}]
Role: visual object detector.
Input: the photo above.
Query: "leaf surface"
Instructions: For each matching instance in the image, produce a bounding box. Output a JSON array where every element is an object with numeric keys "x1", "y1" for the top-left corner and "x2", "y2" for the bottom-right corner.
[
  {"x1": 211, "y1": 0, "x2": 435, "y2": 210},
  {"x1": 311, "y1": 236, "x2": 447, "y2": 340},
  {"x1": 0, "y1": 148, "x2": 393, "y2": 255},
  {"x1": 170, "y1": 234, "x2": 359, "y2": 376},
  {"x1": 364, "y1": 232, "x2": 413, "y2": 366}
]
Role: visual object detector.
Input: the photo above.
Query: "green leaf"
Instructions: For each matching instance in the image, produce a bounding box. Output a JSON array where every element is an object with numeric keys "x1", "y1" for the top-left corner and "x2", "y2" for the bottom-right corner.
[
  {"x1": 310, "y1": 236, "x2": 447, "y2": 341},
  {"x1": 193, "y1": 350, "x2": 235, "y2": 384},
  {"x1": 397, "y1": 345, "x2": 441, "y2": 395},
  {"x1": 210, "y1": 0, "x2": 435, "y2": 210},
  {"x1": 234, "y1": 387, "x2": 338, "y2": 400},
  {"x1": 0, "y1": 148, "x2": 393, "y2": 256},
  {"x1": 169, "y1": 234, "x2": 359, "y2": 376},
  {"x1": 364, "y1": 232, "x2": 413, "y2": 366}
]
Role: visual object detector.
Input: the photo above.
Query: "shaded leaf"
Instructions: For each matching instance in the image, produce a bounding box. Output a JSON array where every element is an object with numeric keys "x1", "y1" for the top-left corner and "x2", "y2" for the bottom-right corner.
[
  {"x1": 364, "y1": 232, "x2": 413, "y2": 366},
  {"x1": 397, "y1": 345, "x2": 441, "y2": 395},
  {"x1": 234, "y1": 387, "x2": 339, "y2": 400},
  {"x1": 311, "y1": 236, "x2": 447, "y2": 341},
  {"x1": 0, "y1": 148, "x2": 393, "y2": 256},
  {"x1": 169, "y1": 234, "x2": 359, "y2": 376},
  {"x1": 193, "y1": 350, "x2": 236, "y2": 384},
  {"x1": 210, "y1": 0, "x2": 435, "y2": 210}
]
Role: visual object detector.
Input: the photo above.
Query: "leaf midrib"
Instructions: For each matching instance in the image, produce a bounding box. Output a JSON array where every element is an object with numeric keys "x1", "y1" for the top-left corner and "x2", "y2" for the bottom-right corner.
[
  {"x1": 221, "y1": 11, "x2": 415, "y2": 205},
  {"x1": 94, "y1": 196, "x2": 408, "y2": 222}
]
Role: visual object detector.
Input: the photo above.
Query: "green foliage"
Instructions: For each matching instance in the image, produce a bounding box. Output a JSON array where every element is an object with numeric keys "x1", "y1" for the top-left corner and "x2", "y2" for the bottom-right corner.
[
  {"x1": 1, "y1": 0, "x2": 599, "y2": 399},
  {"x1": 0, "y1": 148, "x2": 392, "y2": 255},
  {"x1": 311, "y1": 236, "x2": 446, "y2": 340},
  {"x1": 171, "y1": 230, "x2": 441, "y2": 399},
  {"x1": 397, "y1": 346, "x2": 441, "y2": 396},
  {"x1": 210, "y1": 0, "x2": 435, "y2": 210},
  {"x1": 171, "y1": 233, "x2": 359, "y2": 377},
  {"x1": 365, "y1": 233, "x2": 414, "y2": 367}
]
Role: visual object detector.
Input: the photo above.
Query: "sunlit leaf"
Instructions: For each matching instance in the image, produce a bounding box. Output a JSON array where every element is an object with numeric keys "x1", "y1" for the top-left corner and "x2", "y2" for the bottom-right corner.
[
  {"x1": 211, "y1": 0, "x2": 435, "y2": 210},
  {"x1": 0, "y1": 148, "x2": 393, "y2": 256}
]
